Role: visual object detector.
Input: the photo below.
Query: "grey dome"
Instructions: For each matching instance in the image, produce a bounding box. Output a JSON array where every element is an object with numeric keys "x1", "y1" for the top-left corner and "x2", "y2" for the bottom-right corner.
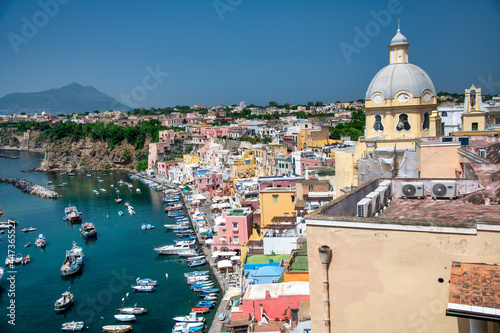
[
  {"x1": 390, "y1": 29, "x2": 408, "y2": 46},
  {"x1": 365, "y1": 63, "x2": 436, "y2": 101}
]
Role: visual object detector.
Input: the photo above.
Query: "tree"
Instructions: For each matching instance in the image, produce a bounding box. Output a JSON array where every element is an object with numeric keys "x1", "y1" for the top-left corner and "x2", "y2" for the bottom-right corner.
[
  {"x1": 315, "y1": 101, "x2": 324, "y2": 106},
  {"x1": 268, "y1": 101, "x2": 278, "y2": 107},
  {"x1": 307, "y1": 101, "x2": 314, "y2": 107}
]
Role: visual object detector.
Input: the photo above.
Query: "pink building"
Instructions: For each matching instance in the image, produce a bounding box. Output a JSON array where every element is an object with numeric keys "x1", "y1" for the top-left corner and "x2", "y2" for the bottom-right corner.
[
  {"x1": 161, "y1": 114, "x2": 184, "y2": 126},
  {"x1": 157, "y1": 160, "x2": 180, "y2": 176},
  {"x1": 231, "y1": 282, "x2": 309, "y2": 322},
  {"x1": 299, "y1": 158, "x2": 334, "y2": 175},
  {"x1": 159, "y1": 129, "x2": 175, "y2": 144},
  {"x1": 195, "y1": 173, "x2": 223, "y2": 198},
  {"x1": 211, "y1": 209, "x2": 253, "y2": 252},
  {"x1": 200, "y1": 126, "x2": 230, "y2": 138}
]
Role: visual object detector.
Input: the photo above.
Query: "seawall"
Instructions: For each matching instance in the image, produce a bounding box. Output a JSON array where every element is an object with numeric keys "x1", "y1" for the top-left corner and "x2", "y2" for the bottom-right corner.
[{"x1": 0, "y1": 177, "x2": 60, "y2": 199}]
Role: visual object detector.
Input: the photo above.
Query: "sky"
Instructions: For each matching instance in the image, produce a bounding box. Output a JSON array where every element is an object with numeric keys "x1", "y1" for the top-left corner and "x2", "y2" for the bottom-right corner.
[{"x1": 0, "y1": 0, "x2": 499, "y2": 109}]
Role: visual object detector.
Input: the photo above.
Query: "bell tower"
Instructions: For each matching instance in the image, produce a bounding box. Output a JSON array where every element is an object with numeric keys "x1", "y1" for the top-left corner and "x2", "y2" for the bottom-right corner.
[
  {"x1": 461, "y1": 85, "x2": 487, "y2": 131},
  {"x1": 389, "y1": 20, "x2": 409, "y2": 64}
]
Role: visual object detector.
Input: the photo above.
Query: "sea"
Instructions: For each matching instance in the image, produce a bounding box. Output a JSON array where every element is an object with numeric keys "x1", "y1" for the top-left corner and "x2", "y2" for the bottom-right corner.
[{"x1": 0, "y1": 150, "x2": 218, "y2": 333}]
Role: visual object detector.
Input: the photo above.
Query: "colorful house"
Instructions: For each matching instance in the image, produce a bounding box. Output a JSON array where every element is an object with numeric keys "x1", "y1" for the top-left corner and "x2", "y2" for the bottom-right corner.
[{"x1": 211, "y1": 208, "x2": 253, "y2": 252}]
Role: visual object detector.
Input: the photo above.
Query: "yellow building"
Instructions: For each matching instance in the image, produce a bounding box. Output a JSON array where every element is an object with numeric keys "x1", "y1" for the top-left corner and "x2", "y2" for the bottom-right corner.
[
  {"x1": 183, "y1": 154, "x2": 200, "y2": 165},
  {"x1": 336, "y1": 26, "x2": 441, "y2": 196},
  {"x1": 232, "y1": 151, "x2": 256, "y2": 179},
  {"x1": 460, "y1": 85, "x2": 487, "y2": 132},
  {"x1": 258, "y1": 187, "x2": 296, "y2": 235},
  {"x1": 298, "y1": 123, "x2": 331, "y2": 151}
]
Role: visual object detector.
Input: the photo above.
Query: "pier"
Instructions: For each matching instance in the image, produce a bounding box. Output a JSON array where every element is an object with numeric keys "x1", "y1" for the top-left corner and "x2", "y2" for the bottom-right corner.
[{"x1": 0, "y1": 177, "x2": 60, "y2": 199}]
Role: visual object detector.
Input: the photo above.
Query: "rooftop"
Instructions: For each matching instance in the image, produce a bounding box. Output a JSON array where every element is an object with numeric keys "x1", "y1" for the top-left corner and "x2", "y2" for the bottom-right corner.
[{"x1": 447, "y1": 262, "x2": 500, "y2": 321}]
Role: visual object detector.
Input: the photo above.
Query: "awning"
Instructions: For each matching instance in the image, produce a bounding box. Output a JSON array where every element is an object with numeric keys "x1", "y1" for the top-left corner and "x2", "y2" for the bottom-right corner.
[
  {"x1": 204, "y1": 239, "x2": 214, "y2": 244},
  {"x1": 211, "y1": 251, "x2": 237, "y2": 258},
  {"x1": 230, "y1": 255, "x2": 240, "y2": 261},
  {"x1": 192, "y1": 194, "x2": 206, "y2": 200},
  {"x1": 217, "y1": 260, "x2": 232, "y2": 269}
]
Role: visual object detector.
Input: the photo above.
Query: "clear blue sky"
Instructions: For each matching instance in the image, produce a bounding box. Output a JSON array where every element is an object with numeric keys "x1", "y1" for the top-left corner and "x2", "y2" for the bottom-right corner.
[{"x1": 0, "y1": 0, "x2": 499, "y2": 108}]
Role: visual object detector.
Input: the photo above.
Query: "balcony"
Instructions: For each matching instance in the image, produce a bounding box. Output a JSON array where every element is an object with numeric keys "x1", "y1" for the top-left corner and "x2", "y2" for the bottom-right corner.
[{"x1": 232, "y1": 228, "x2": 239, "y2": 233}]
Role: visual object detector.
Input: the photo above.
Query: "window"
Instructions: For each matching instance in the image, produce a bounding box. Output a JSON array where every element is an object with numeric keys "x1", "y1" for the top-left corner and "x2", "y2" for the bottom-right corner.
[
  {"x1": 422, "y1": 112, "x2": 430, "y2": 131},
  {"x1": 478, "y1": 149, "x2": 486, "y2": 158},
  {"x1": 233, "y1": 236, "x2": 239, "y2": 244},
  {"x1": 396, "y1": 113, "x2": 411, "y2": 131},
  {"x1": 232, "y1": 222, "x2": 238, "y2": 229},
  {"x1": 284, "y1": 213, "x2": 288, "y2": 217},
  {"x1": 441, "y1": 111, "x2": 448, "y2": 117},
  {"x1": 373, "y1": 114, "x2": 384, "y2": 132},
  {"x1": 273, "y1": 195, "x2": 278, "y2": 203},
  {"x1": 222, "y1": 229, "x2": 226, "y2": 234},
  {"x1": 472, "y1": 122, "x2": 478, "y2": 131}
]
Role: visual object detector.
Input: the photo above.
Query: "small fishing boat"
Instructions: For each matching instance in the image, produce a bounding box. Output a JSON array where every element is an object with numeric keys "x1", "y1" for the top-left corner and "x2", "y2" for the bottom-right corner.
[
  {"x1": 136, "y1": 188, "x2": 141, "y2": 193},
  {"x1": 203, "y1": 296, "x2": 217, "y2": 301},
  {"x1": 115, "y1": 198, "x2": 122, "y2": 204},
  {"x1": 118, "y1": 211, "x2": 124, "y2": 216},
  {"x1": 68, "y1": 173, "x2": 76, "y2": 176},
  {"x1": 119, "y1": 307, "x2": 147, "y2": 315},
  {"x1": 184, "y1": 271, "x2": 209, "y2": 278},
  {"x1": 80, "y1": 222, "x2": 97, "y2": 239},
  {"x1": 54, "y1": 289, "x2": 73, "y2": 312},
  {"x1": 64, "y1": 206, "x2": 82, "y2": 223},
  {"x1": 188, "y1": 257, "x2": 207, "y2": 267},
  {"x1": 173, "y1": 312, "x2": 206, "y2": 323},
  {"x1": 131, "y1": 285, "x2": 155, "y2": 292},
  {"x1": 35, "y1": 234, "x2": 46, "y2": 248},
  {"x1": 218, "y1": 312, "x2": 226, "y2": 321},
  {"x1": 199, "y1": 292, "x2": 218, "y2": 297},
  {"x1": 197, "y1": 301, "x2": 216, "y2": 308},
  {"x1": 58, "y1": 183, "x2": 69, "y2": 187},
  {"x1": 114, "y1": 314, "x2": 136, "y2": 322},
  {"x1": 178, "y1": 249, "x2": 200, "y2": 258},
  {"x1": 22, "y1": 254, "x2": 30, "y2": 265},
  {"x1": 172, "y1": 322, "x2": 204, "y2": 333},
  {"x1": 153, "y1": 243, "x2": 194, "y2": 255},
  {"x1": 86, "y1": 173, "x2": 92, "y2": 177},
  {"x1": 21, "y1": 227, "x2": 37, "y2": 232},
  {"x1": 61, "y1": 321, "x2": 85, "y2": 331},
  {"x1": 24, "y1": 242, "x2": 30, "y2": 247},
  {"x1": 191, "y1": 307, "x2": 210, "y2": 314},
  {"x1": 102, "y1": 325, "x2": 132, "y2": 332},
  {"x1": 136, "y1": 277, "x2": 157, "y2": 286},
  {"x1": 141, "y1": 223, "x2": 154, "y2": 230},
  {"x1": 60, "y1": 242, "x2": 84, "y2": 276}
]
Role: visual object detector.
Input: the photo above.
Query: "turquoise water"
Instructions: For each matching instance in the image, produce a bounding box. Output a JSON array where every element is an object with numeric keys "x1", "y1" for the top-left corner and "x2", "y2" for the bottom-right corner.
[{"x1": 0, "y1": 151, "x2": 218, "y2": 333}]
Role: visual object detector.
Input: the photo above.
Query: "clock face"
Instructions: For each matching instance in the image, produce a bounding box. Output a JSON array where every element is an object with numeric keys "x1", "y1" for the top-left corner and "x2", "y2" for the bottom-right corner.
[
  {"x1": 398, "y1": 93, "x2": 410, "y2": 102},
  {"x1": 373, "y1": 94, "x2": 383, "y2": 104},
  {"x1": 423, "y1": 92, "x2": 431, "y2": 101}
]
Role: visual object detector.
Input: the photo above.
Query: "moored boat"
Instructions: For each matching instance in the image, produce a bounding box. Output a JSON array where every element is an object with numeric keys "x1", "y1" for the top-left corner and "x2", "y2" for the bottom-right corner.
[
  {"x1": 60, "y1": 242, "x2": 84, "y2": 276},
  {"x1": 64, "y1": 206, "x2": 82, "y2": 222},
  {"x1": 61, "y1": 321, "x2": 84, "y2": 331},
  {"x1": 119, "y1": 307, "x2": 147, "y2": 315},
  {"x1": 172, "y1": 311, "x2": 206, "y2": 323},
  {"x1": 102, "y1": 325, "x2": 132, "y2": 332},
  {"x1": 115, "y1": 198, "x2": 122, "y2": 204},
  {"x1": 188, "y1": 257, "x2": 207, "y2": 267},
  {"x1": 136, "y1": 277, "x2": 157, "y2": 286},
  {"x1": 54, "y1": 289, "x2": 73, "y2": 312},
  {"x1": 184, "y1": 271, "x2": 209, "y2": 278},
  {"x1": 153, "y1": 243, "x2": 194, "y2": 255},
  {"x1": 141, "y1": 223, "x2": 154, "y2": 230},
  {"x1": 114, "y1": 314, "x2": 136, "y2": 322},
  {"x1": 131, "y1": 285, "x2": 155, "y2": 292},
  {"x1": 21, "y1": 227, "x2": 37, "y2": 232},
  {"x1": 172, "y1": 322, "x2": 204, "y2": 333},
  {"x1": 80, "y1": 222, "x2": 97, "y2": 239},
  {"x1": 118, "y1": 211, "x2": 124, "y2": 216},
  {"x1": 191, "y1": 307, "x2": 210, "y2": 314},
  {"x1": 35, "y1": 234, "x2": 46, "y2": 247},
  {"x1": 58, "y1": 183, "x2": 69, "y2": 187}
]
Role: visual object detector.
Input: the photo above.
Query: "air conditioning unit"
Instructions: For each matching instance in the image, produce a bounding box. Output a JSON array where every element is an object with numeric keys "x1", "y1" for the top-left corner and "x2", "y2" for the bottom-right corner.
[
  {"x1": 375, "y1": 186, "x2": 387, "y2": 206},
  {"x1": 379, "y1": 180, "x2": 393, "y2": 200},
  {"x1": 431, "y1": 180, "x2": 457, "y2": 199},
  {"x1": 365, "y1": 191, "x2": 381, "y2": 212},
  {"x1": 357, "y1": 198, "x2": 373, "y2": 217},
  {"x1": 401, "y1": 182, "x2": 424, "y2": 199}
]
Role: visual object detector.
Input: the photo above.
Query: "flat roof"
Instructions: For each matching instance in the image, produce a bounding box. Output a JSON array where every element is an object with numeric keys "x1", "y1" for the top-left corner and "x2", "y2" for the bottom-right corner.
[{"x1": 379, "y1": 197, "x2": 500, "y2": 223}]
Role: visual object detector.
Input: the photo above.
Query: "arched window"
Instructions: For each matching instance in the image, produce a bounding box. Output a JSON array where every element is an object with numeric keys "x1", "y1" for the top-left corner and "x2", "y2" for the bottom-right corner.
[
  {"x1": 422, "y1": 112, "x2": 430, "y2": 131},
  {"x1": 373, "y1": 115, "x2": 384, "y2": 132},
  {"x1": 441, "y1": 111, "x2": 448, "y2": 117},
  {"x1": 396, "y1": 114, "x2": 411, "y2": 132}
]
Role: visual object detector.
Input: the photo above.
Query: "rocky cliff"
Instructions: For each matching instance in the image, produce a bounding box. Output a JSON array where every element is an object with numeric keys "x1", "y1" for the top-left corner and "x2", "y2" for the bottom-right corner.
[{"x1": 35, "y1": 137, "x2": 149, "y2": 172}]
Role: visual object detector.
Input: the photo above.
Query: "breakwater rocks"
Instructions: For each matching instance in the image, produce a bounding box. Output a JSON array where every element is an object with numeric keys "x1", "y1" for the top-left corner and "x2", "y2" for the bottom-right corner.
[{"x1": 0, "y1": 177, "x2": 60, "y2": 199}]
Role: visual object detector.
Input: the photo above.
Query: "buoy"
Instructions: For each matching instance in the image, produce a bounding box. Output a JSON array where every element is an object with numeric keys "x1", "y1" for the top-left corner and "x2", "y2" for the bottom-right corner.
[
  {"x1": 166, "y1": 273, "x2": 168, "y2": 279},
  {"x1": 106, "y1": 215, "x2": 109, "y2": 219},
  {"x1": 126, "y1": 292, "x2": 129, "y2": 297}
]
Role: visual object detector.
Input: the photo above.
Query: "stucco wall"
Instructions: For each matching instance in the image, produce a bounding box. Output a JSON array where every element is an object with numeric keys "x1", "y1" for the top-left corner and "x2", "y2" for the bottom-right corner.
[
  {"x1": 417, "y1": 144, "x2": 460, "y2": 178},
  {"x1": 306, "y1": 224, "x2": 500, "y2": 333},
  {"x1": 263, "y1": 236, "x2": 299, "y2": 255}
]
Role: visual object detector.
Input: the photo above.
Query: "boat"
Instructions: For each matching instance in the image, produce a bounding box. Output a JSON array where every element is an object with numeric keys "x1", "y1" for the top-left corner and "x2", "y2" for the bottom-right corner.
[
  {"x1": 164, "y1": 223, "x2": 190, "y2": 230},
  {"x1": 199, "y1": 292, "x2": 218, "y2": 297},
  {"x1": 136, "y1": 277, "x2": 157, "y2": 286},
  {"x1": 172, "y1": 322, "x2": 204, "y2": 333},
  {"x1": 68, "y1": 173, "x2": 76, "y2": 176},
  {"x1": 197, "y1": 301, "x2": 216, "y2": 308},
  {"x1": 21, "y1": 227, "x2": 37, "y2": 232},
  {"x1": 54, "y1": 289, "x2": 73, "y2": 312},
  {"x1": 190, "y1": 281, "x2": 214, "y2": 288},
  {"x1": 80, "y1": 222, "x2": 97, "y2": 239},
  {"x1": 187, "y1": 277, "x2": 210, "y2": 285},
  {"x1": 58, "y1": 183, "x2": 69, "y2": 187},
  {"x1": 102, "y1": 325, "x2": 132, "y2": 332},
  {"x1": 203, "y1": 296, "x2": 217, "y2": 301},
  {"x1": 22, "y1": 254, "x2": 31, "y2": 265},
  {"x1": 168, "y1": 210, "x2": 186, "y2": 217},
  {"x1": 174, "y1": 239, "x2": 196, "y2": 246},
  {"x1": 24, "y1": 242, "x2": 31, "y2": 247},
  {"x1": 61, "y1": 321, "x2": 85, "y2": 331},
  {"x1": 153, "y1": 243, "x2": 194, "y2": 255},
  {"x1": 118, "y1": 211, "x2": 124, "y2": 216},
  {"x1": 86, "y1": 173, "x2": 92, "y2": 177},
  {"x1": 114, "y1": 314, "x2": 136, "y2": 322},
  {"x1": 100, "y1": 188, "x2": 106, "y2": 192},
  {"x1": 64, "y1": 206, "x2": 82, "y2": 223},
  {"x1": 172, "y1": 312, "x2": 206, "y2": 323},
  {"x1": 0, "y1": 219, "x2": 17, "y2": 229},
  {"x1": 0, "y1": 267, "x2": 4, "y2": 280},
  {"x1": 131, "y1": 285, "x2": 155, "y2": 292},
  {"x1": 188, "y1": 258, "x2": 207, "y2": 267},
  {"x1": 60, "y1": 242, "x2": 84, "y2": 276},
  {"x1": 141, "y1": 223, "x2": 154, "y2": 230},
  {"x1": 35, "y1": 234, "x2": 46, "y2": 248},
  {"x1": 178, "y1": 249, "x2": 200, "y2": 257},
  {"x1": 184, "y1": 271, "x2": 209, "y2": 278},
  {"x1": 136, "y1": 188, "x2": 141, "y2": 193},
  {"x1": 115, "y1": 198, "x2": 122, "y2": 204},
  {"x1": 98, "y1": 179, "x2": 104, "y2": 182},
  {"x1": 195, "y1": 287, "x2": 219, "y2": 293},
  {"x1": 119, "y1": 307, "x2": 147, "y2": 315},
  {"x1": 191, "y1": 307, "x2": 210, "y2": 314},
  {"x1": 218, "y1": 312, "x2": 226, "y2": 321}
]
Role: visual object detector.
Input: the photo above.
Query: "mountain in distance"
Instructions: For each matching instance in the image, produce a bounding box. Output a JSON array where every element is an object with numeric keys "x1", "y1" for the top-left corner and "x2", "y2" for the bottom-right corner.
[{"x1": 0, "y1": 82, "x2": 131, "y2": 115}]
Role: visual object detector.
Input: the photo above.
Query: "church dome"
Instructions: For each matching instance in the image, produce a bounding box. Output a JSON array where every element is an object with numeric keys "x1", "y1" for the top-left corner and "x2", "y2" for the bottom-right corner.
[
  {"x1": 390, "y1": 29, "x2": 408, "y2": 46},
  {"x1": 365, "y1": 63, "x2": 436, "y2": 101}
]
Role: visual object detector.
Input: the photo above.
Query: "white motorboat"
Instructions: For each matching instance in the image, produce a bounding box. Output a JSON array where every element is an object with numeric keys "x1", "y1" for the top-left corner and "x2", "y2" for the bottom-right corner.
[
  {"x1": 35, "y1": 234, "x2": 46, "y2": 248},
  {"x1": 173, "y1": 322, "x2": 204, "y2": 332},
  {"x1": 132, "y1": 285, "x2": 155, "y2": 292},
  {"x1": 114, "y1": 314, "x2": 136, "y2": 322},
  {"x1": 54, "y1": 290, "x2": 73, "y2": 312},
  {"x1": 61, "y1": 321, "x2": 84, "y2": 331},
  {"x1": 174, "y1": 239, "x2": 197, "y2": 247},
  {"x1": 173, "y1": 311, "x2": 206, "y2": 323},
  {"x1": 119, "y1": 307, "x2": 147, "y2": 315},
  {"x1": 184, "y1": 271, "x2": 209, "y2": 278},
  {"x1": 136, "y1": 277, "x2": 157, "y2": 286},
  {"x1": 153, "y1": 243, "x2": 193, "y2": 255},
  {"x1": 0, "y1": 267, "x2": 4, "y2": 280},
  {"x1": 178, "y1": 249, "x2": 200, "y2": 257},
  {"x1": 102, "y1": 325, "x2": 132, "y2": 332}
]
